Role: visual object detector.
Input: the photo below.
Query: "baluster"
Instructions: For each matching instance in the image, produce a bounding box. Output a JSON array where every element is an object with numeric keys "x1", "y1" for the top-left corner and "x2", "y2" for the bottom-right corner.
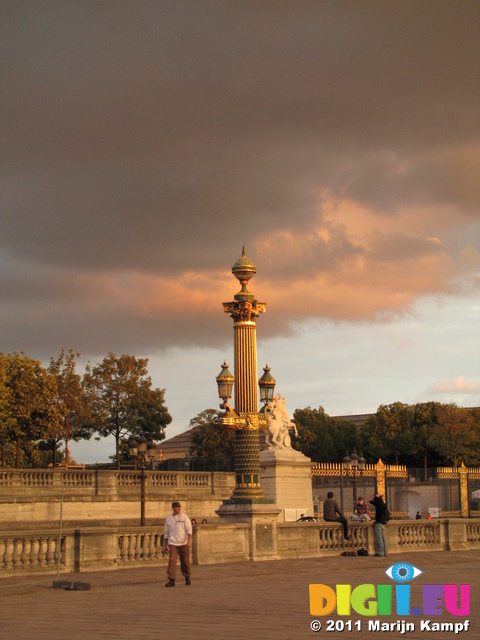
[
  {"x1": 4, "y1": 538, "x2": 14, "y2": 569},
  {"x1": 0, "y1": 538, "x2": 6, "y2": 570},
  {"x1": 38, "y1": 537, "x2": 48, "y2": 567},
  {"x1": 128, "y1": 534, "x2": 136, "y2": 561},
  {"x1": 21, "y1": 538, "x2": 31, "y2": 568},
  {"x1": 46, "y1": 537, "x2": 56, "y2": 566},
  {"x1": 142, "y1": 533, "x2": 151, "y2": 560},
  {"x1": 12, "y1": 539, "x2": 23, "y2": 569},
  {"x1": 150, "y1": 533, "x2": 158, "y2": 559},
  {"x1": 54, "y1": 537, "x2": 65, "y2": 567},
  {"x1": 135, "y1": 534, "x2": 143, "y2": 561},
  {"x1": 119, "y1": 535, "x2": 129, "y2": 561},
  {"x1": 30, "y1": 538, "x2": 40, "y2": 567}
]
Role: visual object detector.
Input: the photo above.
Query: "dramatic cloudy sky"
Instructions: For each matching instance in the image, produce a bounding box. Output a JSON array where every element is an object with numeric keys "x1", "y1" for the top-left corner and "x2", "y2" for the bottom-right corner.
[{"x1": 1, "y1": 1, "x2": 479, "y2": 462}]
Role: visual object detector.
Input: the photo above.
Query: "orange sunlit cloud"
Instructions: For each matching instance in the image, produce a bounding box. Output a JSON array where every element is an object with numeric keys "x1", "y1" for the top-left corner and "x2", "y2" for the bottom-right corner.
[{"x1": 429, "y1": 376, "x2": 480, "y2": 395}]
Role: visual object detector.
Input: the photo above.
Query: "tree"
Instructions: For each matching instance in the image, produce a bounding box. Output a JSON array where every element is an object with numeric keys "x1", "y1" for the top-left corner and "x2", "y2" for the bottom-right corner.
[
  {"x1": 369, "y1": 402, "x2": 416, "y2": 465},
  {"x1": 292, "y1": 406, "x2": 360, "y2": 462},
  {"x1": 0, "y1": 352, "x2": 59, "y2": 468},
  {"x1": 411, "y1": 402, "x2": 443, "y2": 478},
  {"x1": 429, "y1": 403, "x2": 479, "y2": 466},
  {"x1": 48, "y1": 349, "x2": 95, "y2": 466},
  {"x1": 0, "y1": 353, "x2": 15, "y2": 467},
  {"x1": 189, "y1": 409, "x2": 235, "y2": 464},
  {"x1": 85, "y1": 353, "x2": 172, "y2": 468}
]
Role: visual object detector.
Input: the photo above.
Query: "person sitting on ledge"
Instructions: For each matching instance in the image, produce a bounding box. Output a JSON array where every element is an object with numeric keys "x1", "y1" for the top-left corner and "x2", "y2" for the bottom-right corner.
[
  {"x1": 323, "y1": 491, "x2": 350, "y2": 541},
  {"x1": 352, "y1": 496, "x2": 371, "y2": 521}
]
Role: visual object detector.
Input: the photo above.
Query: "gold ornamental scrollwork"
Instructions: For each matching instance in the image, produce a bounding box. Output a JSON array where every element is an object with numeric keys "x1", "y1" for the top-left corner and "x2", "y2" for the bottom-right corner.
[{"x1": 220, "y1": 402, "x2": 269, "y2": 431}]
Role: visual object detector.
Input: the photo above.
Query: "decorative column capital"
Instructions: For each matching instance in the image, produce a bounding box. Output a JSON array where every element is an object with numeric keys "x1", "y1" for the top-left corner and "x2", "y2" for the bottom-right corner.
[{"x1": 223, "y1": 299, "x2": 266, "y2": 323}]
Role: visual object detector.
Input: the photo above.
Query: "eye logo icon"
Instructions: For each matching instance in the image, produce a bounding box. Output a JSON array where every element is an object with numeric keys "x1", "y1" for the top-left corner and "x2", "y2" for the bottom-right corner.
[{"x1": 385, "y1": 562, "x2": 423, "y2": 582}]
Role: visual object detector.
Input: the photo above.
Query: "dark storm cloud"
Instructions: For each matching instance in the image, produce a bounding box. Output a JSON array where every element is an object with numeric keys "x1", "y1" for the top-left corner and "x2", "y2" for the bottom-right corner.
[{"x1": 1, "y1": 0, "x2": 479, "y2": 355}]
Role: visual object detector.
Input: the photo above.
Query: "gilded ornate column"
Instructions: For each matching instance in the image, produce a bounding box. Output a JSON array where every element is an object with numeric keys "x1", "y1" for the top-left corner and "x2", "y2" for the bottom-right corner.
[
  {"x1": 221, "y1": 249, "x2": 270, "y2": 502},
  {"x1": 459, "y1": 463, "x2": 469, "y2": 518},
  {"x1": 375, "y1": 459, "x2": 386, "y2": 497}
]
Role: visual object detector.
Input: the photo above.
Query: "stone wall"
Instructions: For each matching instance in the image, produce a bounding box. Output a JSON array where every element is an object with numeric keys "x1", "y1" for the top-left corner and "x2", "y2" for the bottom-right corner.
[
  {"x1": 0, "y1": 519, "x2": 479, "y2": 578},
  {"x1": 0, "y1": 469, "x2": 235, "y2": 526}
]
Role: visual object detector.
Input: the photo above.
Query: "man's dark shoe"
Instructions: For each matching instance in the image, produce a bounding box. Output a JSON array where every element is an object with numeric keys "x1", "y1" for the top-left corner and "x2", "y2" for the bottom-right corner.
[
  {"x1": 165, "y1": 579, "x2": 175, "y2": 587},
  {"x1": 185, "y1": 576, "x2": 191, "y2": 586}
]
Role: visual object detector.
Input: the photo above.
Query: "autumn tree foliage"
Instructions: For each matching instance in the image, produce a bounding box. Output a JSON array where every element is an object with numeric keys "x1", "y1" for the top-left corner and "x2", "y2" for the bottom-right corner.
[
  {"x1": 84, "y1": 353, "x2": 172, "y2": 468},
  {"x1": 0, "y1": 352, "x2": 59, "y2": 468},
  {"x1": 48, "y1": 349, "x2": 95, "y2": 466}
]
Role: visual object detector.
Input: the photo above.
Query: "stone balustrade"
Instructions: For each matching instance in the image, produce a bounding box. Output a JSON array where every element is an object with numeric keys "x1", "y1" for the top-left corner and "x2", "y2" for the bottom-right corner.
[
  {"x1": 1, "y1": 519, "x2": 478, "y2": 577},
  {"x1": 0, "y1": 533, "x2": 64, "y2": 571},
  {"x1": 0, "y1": 470, "x2": 235, "y2": 526},
  {"x1": 0, "y1": 469, "x2": 215, "y2": 493}
]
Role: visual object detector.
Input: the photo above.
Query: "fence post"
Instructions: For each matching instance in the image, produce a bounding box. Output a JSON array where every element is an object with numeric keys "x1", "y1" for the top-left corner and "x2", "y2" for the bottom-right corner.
[
  {"x1": 375, "y1": 459, "x2": 385, "y2": 496},
  {"x1": 459, "y1": 463, "x2": 469, "y2": 518}
]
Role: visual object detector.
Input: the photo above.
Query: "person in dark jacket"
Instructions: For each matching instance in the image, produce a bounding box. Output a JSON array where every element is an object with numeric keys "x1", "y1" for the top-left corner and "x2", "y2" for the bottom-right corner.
[
  {"x1": 323, "y1": 491, "x2": 350, "y2": 540},
  {"x1": 370, "y1": 493, "x2": 388, "y2": 557}
]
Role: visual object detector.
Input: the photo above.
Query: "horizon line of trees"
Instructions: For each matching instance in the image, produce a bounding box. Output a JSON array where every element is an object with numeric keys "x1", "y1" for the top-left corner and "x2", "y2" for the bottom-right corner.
[
  {"x1": 188, "y1": 402, "x2": 480, "y2": 471},
  {"x1": 1, "y1": 349, "x2": 479, "y2": 471},
  {"x1": 291, "y1": 402, "x2": 480, "y2": 469},
  {"x1": 0, "y1": 350, "x2": 171, "y2": 469}
]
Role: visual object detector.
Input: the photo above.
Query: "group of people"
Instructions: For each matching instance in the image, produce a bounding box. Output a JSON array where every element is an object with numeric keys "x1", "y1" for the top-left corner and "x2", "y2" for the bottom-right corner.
[
  {"x1": 323, "y1": 491, "x2": 389, "y2": 556},
  {"x1": 164, "y1": 491, "x2": 391, "y2": 587}
]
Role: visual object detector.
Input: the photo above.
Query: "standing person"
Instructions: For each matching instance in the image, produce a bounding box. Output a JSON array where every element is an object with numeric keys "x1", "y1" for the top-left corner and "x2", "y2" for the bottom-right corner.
[
  {"x1": 164, "y1": 501, "x2": 192, "y2": 587},
  {"x1": 370, "y1": 493, "x2": 388, "y2": 557},
  {"x1": 323, "y1": 491, "x2": 350, "y2": 541}
]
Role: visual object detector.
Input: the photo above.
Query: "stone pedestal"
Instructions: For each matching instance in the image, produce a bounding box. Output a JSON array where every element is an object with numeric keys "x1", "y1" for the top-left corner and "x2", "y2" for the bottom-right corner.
[
  {"x1": 216, "y1": 502, "x2": 281, "y2": 560},
  {"x1": 259, "y1": 448, "x2": 313, "y2": 522}
]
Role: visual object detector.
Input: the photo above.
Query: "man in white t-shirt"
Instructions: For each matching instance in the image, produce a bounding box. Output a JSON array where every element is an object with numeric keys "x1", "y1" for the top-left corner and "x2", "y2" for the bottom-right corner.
[{"x1": 164, "y1": 501, "x2": 192, "y2": 587}]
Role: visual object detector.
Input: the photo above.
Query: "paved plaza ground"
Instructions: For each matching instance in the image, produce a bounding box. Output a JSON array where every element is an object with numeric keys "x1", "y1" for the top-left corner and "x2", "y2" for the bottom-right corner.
[{"x1": 0, "y1": 549, "x2": 478, "y2": 640}]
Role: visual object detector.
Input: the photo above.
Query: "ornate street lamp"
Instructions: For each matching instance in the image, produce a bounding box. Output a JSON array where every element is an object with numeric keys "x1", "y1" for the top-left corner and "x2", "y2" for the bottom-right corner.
[
  {"x1": 128, "y1": 434, "x2": 157, "y2": 526},
  {"x1": 258, "y1": 364, "x2": 276, "y2": 409},
  {"x1": 216, "y1": 361, "x2": 235, "y2": 408},
  {"x1": 216, "y1": 248, "x2": 274, "y2": 503},
  {"x1": 343, "y1": 449, "x2": 366, "y2": 507}
]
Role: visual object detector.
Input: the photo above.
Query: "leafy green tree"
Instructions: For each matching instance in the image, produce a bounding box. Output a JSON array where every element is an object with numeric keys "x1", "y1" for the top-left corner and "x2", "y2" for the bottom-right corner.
[
  {"x1": 292, "y1": 406, "x2": 360, "y2": 462},
  {"x1": 189, "y1": 409, "x2": 235, "y2": 464},
  {"x1": 369, "y1": 402, "x2": 416, "y2": 465},
  {"x1": 429, "y1": 403, "x2": 479, "y2": 466},
  {"x1": 0, "y1": 352, "x2": 59, "y2": 468},
  {"x1": 411, "y1": 401, "x2": 443, "y2": 477},
  {"x1": 47, "y1": 349, "x2": 95, "y2": 466},
  {"x1": 85, "y1": 353, "x2": 172, "y2": 468}
]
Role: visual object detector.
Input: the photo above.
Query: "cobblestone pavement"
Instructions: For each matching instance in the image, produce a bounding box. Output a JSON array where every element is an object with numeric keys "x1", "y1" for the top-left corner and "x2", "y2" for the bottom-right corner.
[{"x1": 0, "y1": 550, "x2": 478, "y2": 640}]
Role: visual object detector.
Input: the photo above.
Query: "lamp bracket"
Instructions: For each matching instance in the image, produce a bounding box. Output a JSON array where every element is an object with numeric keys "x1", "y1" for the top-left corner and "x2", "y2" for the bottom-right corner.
[{"x1": 220, "y1": 405, "x2": 269, "y2": 431}]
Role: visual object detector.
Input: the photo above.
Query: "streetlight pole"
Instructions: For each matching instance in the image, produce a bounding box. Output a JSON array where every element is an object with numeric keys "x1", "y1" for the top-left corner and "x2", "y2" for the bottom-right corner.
[
  {"x1": 128, "y1": 434, "x2": 157, "y2": 526},
  {"x1": 343, "y1": 450, "x2": 366, "y2": 510},
  {"x1": 216, "y1": 248, "x2": 274, "y2": 504}
]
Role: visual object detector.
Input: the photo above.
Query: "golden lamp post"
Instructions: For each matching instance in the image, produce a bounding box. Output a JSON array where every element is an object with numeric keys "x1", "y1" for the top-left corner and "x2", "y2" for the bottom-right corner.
[{"x1": 216, "y1": 248, "x2": 275, "y2": 504}]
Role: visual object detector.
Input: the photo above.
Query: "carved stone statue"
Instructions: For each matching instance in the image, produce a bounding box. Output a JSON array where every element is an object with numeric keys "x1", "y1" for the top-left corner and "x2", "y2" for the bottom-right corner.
[{"x1": 264, "y1": 394, "x2": 298, "y2": 449}]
